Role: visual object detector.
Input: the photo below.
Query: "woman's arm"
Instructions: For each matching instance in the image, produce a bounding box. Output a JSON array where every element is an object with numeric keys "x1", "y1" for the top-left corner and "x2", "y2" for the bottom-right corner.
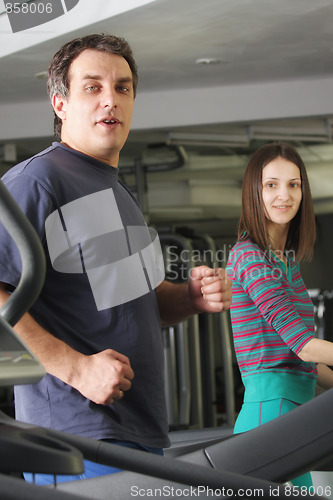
[
  {"x1": 229, "y1": 244, "x2": 314, "y2": 354},
  {"x1": 316, "y1": 363, "x2": 333, "y2": 390},
  {"x1": 298, "y1": 337, "x2": 333, "y2": 366}
]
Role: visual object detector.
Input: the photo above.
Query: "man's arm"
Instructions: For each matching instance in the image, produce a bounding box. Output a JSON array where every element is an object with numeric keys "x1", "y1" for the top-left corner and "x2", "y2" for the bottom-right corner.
[
  {"x1": 157, "y1": 265, "x2": 232, "y2": 327},
  {"x1": 0, "y1": 283, "x2": 134, "y2": 405}
]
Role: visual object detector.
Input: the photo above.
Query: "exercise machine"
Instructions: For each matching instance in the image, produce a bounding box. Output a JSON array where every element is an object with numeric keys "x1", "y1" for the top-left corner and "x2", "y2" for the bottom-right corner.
[{"x1": 0, "y1": 179, "x2": 332, "y2": 499}]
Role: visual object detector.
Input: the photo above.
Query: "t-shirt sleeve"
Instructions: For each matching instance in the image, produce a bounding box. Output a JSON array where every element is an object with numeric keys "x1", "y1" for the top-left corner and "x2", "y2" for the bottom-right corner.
[
  {"x1": 0, "y1": 172, "x2": 53, "y2": 288},
  {"x1": 228, "y1": 245, "x2": 314, "y2": 354}
]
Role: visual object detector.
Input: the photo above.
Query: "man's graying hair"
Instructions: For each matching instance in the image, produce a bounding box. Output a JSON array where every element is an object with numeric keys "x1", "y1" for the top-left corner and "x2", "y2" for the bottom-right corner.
[{"x1": 47, "y1": 33, "x2": 138, "y2": 139}]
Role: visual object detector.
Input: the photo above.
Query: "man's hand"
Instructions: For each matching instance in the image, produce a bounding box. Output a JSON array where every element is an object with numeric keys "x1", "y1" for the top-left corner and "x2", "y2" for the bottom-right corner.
[
  {"x1": 0, "y1": 282, "x2": 135, "y2": 406},
  {"x1": 74, "y1": 349, "x2": 134, "y2": 406},
  {"x1": 189, "y1": 265, "x2": 232, "y2": 313}
]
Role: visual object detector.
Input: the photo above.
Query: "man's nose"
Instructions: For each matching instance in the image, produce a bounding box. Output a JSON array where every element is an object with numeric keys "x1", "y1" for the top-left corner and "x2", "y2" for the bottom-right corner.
[{"x1": 101, "y1": 90, "x2": 117, "y2": 109}]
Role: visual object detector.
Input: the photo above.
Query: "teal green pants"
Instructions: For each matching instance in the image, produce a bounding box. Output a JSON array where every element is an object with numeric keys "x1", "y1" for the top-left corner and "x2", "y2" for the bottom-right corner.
[{"x1": 234, "y1": 398, "x2": 312, "y2": 488}]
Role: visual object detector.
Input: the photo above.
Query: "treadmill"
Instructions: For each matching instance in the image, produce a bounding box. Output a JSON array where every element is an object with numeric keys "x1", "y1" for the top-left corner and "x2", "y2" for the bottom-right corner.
[{"x1": 0, "y1": 178, "x2": 332, "y2": 499}]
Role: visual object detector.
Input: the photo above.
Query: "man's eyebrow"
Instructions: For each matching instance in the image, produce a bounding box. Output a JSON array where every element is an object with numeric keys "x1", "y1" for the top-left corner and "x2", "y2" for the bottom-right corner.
[
  {"x1": 82, "y1": 74, "x2": 133, "y2": 85},
  {"x1": 116, "y1": 76, "x2": 133, "y2": 86},
  {"x1": 82, "y1": 73, "x2": 102, "y2": 80}
]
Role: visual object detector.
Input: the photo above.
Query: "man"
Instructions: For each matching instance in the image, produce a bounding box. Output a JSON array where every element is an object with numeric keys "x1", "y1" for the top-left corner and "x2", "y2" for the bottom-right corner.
[{"x1": 0, "y1": 34, "x2": 231, "y2": 482}]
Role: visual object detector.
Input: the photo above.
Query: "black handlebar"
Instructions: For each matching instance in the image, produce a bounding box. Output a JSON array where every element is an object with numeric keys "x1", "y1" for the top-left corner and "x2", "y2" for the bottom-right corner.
[{"x1": 0, "y1": 180, "x2": 46, "y2": 325}]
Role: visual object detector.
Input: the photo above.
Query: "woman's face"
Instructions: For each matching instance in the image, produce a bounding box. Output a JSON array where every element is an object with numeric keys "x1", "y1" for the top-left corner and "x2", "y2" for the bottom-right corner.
[{"x1": 262, "y1": 157, "x2": 302, "y2": 229}]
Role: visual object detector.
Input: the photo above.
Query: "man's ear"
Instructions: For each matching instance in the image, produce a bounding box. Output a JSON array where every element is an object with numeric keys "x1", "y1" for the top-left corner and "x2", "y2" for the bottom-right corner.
[{"x1": 52, "y1": 94, "x2": 67, "y2": 119}]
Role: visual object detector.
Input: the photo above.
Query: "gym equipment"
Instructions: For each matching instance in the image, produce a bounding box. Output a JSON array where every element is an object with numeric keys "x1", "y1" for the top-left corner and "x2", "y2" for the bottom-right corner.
[
  {"x1": 0, "y1": 177, "x2": 331, "y2": 499},
  {"x1": 160, "y1": 231, "x2": 235, "y2": 430},
  {"x1": 0, "y1": 181, "x2": 45, "y2": 387},
  {"x1": 0, "y1": 180, "x2": 84, "y2": 498}
]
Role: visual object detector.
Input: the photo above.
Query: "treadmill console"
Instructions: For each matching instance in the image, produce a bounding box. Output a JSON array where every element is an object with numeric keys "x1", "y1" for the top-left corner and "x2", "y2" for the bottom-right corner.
[{"x1": 0, "y1": 316, "x2": 45, "y2": 387}]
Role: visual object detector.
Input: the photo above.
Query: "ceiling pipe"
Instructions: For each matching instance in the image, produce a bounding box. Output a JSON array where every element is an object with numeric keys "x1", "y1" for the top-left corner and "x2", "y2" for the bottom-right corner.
[{"x1": 120, "y1": 143, "x2": 187, "y2": 175}]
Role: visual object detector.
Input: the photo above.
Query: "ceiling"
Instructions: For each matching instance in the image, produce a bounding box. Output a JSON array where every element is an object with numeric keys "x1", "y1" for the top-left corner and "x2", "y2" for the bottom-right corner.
[{"x1": 1, "y1": 0, "x2": 333, "y2": 234}]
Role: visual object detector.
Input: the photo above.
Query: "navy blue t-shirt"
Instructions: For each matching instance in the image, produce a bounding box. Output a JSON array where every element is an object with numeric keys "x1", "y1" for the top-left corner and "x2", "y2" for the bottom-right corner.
[{"x1": 0, "y1": 142, "x2": 169, "y2": 448}]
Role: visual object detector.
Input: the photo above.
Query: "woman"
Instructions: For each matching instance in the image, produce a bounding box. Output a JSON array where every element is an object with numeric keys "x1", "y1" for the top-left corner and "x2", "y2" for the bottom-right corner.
[{"x1": 227, "y1": 142, "x2": 333, "y2": 487}]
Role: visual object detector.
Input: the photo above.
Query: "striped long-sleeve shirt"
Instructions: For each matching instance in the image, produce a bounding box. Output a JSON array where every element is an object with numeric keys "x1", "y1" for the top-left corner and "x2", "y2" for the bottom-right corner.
[{"x1": 227, "y1": 239, "x2": 317, "y2": 403}]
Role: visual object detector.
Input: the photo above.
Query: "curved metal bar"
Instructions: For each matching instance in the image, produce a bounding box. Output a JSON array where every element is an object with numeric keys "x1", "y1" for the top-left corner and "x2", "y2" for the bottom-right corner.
[{"x1": 0, "y1": 180, "x2": 46, "y2": 325}]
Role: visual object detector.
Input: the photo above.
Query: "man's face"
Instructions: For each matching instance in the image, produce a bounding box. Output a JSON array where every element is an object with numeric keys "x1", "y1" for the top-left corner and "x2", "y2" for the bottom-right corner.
[{"x1": 53, "y1": 49, "x2": 135, "y2": 166}]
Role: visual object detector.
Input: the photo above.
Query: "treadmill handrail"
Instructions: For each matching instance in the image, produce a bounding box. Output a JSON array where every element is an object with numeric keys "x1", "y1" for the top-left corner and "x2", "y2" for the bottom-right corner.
[
  {"x1": 0, "y1": 180, "x2": 46, "y2": 326},
  {"x1": 2, "y1": 413, "x2": 323, "y2": 500}
]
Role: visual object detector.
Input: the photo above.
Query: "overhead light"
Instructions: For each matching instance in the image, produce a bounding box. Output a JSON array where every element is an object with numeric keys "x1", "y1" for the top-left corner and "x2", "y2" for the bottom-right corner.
[
  {"x1": 34, "y1": 71, "x2": 48, "y2": 79},
  {"x1": 0, "y1": 144, "x2": 17, "y2": 162},
  {"x1": 168, "y1": 132, "x2": 249, "y2": 148},
  {"x1": 249, "y1": 125, "x2": 331, "y2": 143},
  {"x1": 195, "y1": 57, "x2": 221, "y2": 65}
]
